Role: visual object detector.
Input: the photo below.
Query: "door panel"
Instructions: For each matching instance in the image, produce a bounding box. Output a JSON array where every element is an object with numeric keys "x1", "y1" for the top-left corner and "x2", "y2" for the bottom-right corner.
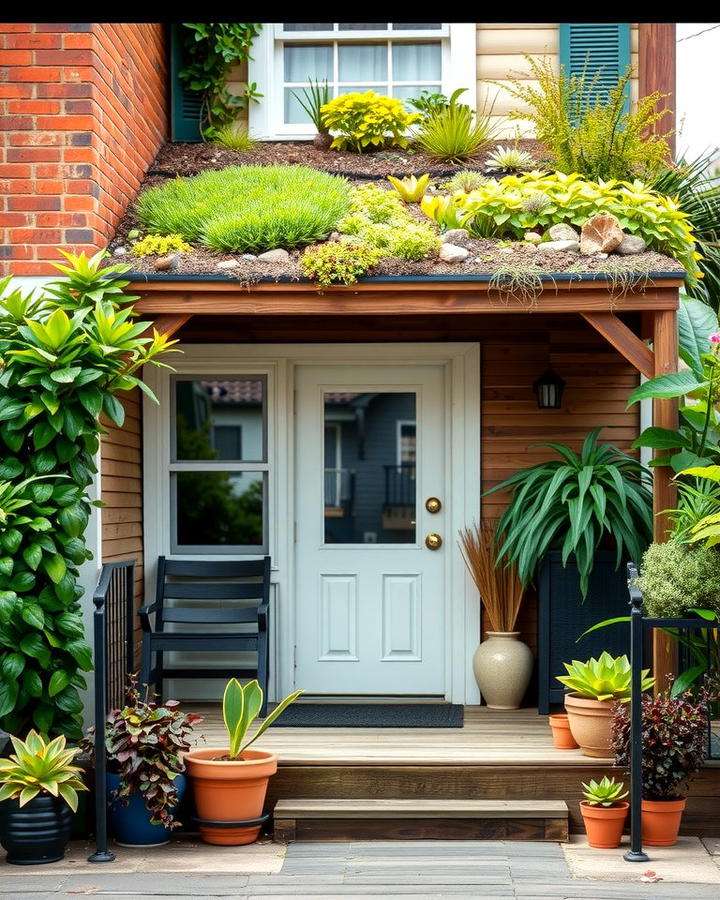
[{"x1": 294, "y1": 364, "x2": 446, "y2": 696}]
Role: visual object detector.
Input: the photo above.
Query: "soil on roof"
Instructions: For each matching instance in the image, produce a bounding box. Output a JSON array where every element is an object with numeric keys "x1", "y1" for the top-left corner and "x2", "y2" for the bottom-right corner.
[{"x1": 111, "y1": 140, "x2": 686, "y2": 284}]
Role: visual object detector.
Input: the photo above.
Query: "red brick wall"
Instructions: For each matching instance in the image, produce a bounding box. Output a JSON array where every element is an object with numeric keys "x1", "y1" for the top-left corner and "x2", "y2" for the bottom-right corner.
[{"x1": 0, "y1": 22, "x2": 168, "y2": 275}]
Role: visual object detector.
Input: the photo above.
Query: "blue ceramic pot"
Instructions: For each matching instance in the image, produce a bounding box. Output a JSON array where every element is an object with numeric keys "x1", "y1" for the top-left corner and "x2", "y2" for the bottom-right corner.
[{"x1": 107, "y1": 773, "x2": 186, "y2": 847}]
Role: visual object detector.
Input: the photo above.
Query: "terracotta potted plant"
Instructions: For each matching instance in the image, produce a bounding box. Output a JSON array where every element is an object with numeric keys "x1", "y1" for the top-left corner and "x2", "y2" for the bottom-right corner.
[
  {"x1": 185, "y1": 678, "x2": 302, "y2": 845},
  {"x1": 557, "y1": 652, "x2": 654, "y2": 758},
  {"x1": 612, "y1": 681, "x2": 712, "y2": 847},
  {"x1": 579, "y1": 776, "x2": 629, "y2": 848},
  {"x1": 0, "y1": 730, "x2": 87, "y2": 865},
  {"x1": 459, "y1": 520, "x2": 531, "y2": 709},
  {"x1": 81, "y1": 677, "x2": 202, "y2": 847}
]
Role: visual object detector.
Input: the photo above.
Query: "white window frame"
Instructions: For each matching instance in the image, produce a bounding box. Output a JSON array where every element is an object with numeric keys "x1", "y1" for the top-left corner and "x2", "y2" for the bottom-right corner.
[{"x1": 249, "y1": 22, "x2": 477, "y2": 140}]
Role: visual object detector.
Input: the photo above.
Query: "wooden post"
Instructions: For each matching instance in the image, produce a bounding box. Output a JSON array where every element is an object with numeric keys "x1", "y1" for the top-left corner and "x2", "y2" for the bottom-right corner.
[
  {"x1": 639, "y1": 23, "x2": 676, "y2": 158},
  {"x1": 652, "y1": 309, "x2": 679, "y2": 690}
]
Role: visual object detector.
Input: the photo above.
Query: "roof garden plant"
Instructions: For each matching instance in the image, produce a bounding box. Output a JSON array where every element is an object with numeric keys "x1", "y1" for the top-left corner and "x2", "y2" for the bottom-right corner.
[
  {"x1": 485, "y1": 427, "x2": 653, "y2": 600},
  {"x1": 0, "y1": 252, "x2": 177, "y2": 740},
  {"x1": 420, "y1": 171, "x2": 700, "y2": 282},
  {"x1": 178, "y1": 23, "x2": 263, "y2": 140},
  {"x1": 135, "y1": 165, "x2": 350, "y2": 254},
  {"x1": 301, "y1": 242, "x2": 383, "y2": 287},
  {"x1": 320, "y1": 91, "x2": 420, "y2": 152},
  {"x1": 414, "y1": 89, "x2": 500, "y2": 162},
  {"x1": 502, "y1": 56, "x2": 671, "y2": 182}
]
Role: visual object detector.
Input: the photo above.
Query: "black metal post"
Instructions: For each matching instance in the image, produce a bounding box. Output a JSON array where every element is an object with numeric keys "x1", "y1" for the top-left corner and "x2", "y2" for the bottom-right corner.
[
  {"x1": 125, "y1": 561, "x2": 135, "y2": 679},
  {"x1": 88, "y1": 574, "x2": 115, "y2": 864},
  {"x1": 624, "y1": 563, "x2": 649, "y2": 863}
]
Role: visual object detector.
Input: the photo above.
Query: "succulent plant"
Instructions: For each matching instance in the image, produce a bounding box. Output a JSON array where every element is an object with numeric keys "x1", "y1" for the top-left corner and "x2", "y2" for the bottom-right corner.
[
  {"x1": 485, "y1": 144, "x2": 536, "y2": 173},
  {"x1": 557, "y1": 651, "x2": 654, "y2": 702},
  {"x1": 0, "y1": 730, "x2": 87, "y2": 812},
  {"x1": 386, "y1": 173, "x2": 431, "y2": 203},
  {"x1": 443, "y1": 170, "x2": 489, "y2": 193},
  {"x1": 521, "y1": 191, "x2": 551, "y2": 215},
  {"x1": 581, "y1": 776, "x2": 628, "y2": 807}
]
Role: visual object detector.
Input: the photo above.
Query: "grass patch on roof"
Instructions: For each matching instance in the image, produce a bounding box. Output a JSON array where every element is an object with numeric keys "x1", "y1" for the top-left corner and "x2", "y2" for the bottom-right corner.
[{"x1": 135, "y1": 165, "x2": 350, "y2": 254}]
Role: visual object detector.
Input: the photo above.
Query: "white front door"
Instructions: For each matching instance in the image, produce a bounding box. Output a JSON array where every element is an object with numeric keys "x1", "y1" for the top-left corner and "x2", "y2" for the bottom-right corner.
[{"x1": 295, "y1": 364, "x2": 447, "y2": 696}]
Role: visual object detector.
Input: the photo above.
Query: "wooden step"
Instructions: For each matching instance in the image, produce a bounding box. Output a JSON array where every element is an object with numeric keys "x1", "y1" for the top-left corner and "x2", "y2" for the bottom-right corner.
[{"x1": 272, "y1": 798, "x2": 569, "y2": 842}]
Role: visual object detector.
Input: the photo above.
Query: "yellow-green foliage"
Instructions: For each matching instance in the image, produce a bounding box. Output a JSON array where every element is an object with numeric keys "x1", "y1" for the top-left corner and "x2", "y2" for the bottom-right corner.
[
  {"x1": 339, "y1": 184, "x2": 440, "y2": 261},
  {"x1": 387, "y1": 173, "x2": 431, "y2": 203},
  {"x1": 131, "y1": 234, "x2": 192, "y2": 256},
  {"x1": 421, "y1": 171, "x2": 700, "y2": 281},
  {"x1": 301, "y1": 242, "x2": 383, "y2": 286},
  {"x1": 320, "y1": 91, "x2": 420, "y2": 152}
]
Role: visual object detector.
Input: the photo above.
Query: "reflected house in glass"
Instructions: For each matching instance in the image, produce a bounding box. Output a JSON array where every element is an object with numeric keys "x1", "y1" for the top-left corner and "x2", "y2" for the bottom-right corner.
[{"x1": 323, "y1": 392, "x2": 416, "y2": 544}]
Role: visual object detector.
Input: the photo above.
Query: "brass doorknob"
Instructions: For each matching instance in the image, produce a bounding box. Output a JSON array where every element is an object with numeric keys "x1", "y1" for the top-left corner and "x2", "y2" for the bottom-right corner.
[
  {"x1": 425, "y1": 497, "x2": 442, "y2": 514},
  {"x1": 425, "y1": 532, "x2": 443, "y2": 550}
]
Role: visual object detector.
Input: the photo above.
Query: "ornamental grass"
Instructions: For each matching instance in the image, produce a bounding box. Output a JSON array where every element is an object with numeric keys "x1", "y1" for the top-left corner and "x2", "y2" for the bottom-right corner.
[{"x1": 458, "y1": 520, "x2": 523, "y2": 633}]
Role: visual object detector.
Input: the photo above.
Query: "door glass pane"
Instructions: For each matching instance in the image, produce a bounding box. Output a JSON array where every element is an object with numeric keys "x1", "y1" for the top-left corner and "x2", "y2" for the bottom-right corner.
[
  {"x1": 174, "y1": 378, "x2": 265, "y2": 462},
  {"x1": 324, "y1": 392, "x2": 416, "y2": 544},
  {"x1": 175, "y1": 471, "x2": 264, "y2": 548}
]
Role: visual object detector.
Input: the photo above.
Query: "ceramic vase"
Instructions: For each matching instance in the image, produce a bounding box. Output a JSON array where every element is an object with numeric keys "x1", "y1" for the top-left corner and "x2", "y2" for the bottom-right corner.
[{"x1": 472, "y1": 631, "x2": 533, "y2": 710}]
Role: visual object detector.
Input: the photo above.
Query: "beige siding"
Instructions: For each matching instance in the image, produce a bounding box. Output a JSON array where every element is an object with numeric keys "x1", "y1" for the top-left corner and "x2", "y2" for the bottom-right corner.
[{"x1": 476, "y1": 23, "x2": 640, "y2": 138}]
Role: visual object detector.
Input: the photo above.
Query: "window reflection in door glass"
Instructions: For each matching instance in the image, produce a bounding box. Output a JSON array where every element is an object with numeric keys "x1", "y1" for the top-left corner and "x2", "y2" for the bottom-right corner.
[{"x1": 324, "y1": 392, "x2": 416, "y2": 544}]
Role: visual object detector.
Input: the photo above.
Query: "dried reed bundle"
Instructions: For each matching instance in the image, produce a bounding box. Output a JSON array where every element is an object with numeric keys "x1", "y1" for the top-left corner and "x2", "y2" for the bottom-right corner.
[{"x1": 458, "y1": 520, "x2": 524, "y2": 633}]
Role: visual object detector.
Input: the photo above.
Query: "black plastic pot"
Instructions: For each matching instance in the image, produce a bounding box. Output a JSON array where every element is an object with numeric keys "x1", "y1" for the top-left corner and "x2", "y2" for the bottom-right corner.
[{"x1": 0, "y1": 795, "x2": 73, "y2": 865}]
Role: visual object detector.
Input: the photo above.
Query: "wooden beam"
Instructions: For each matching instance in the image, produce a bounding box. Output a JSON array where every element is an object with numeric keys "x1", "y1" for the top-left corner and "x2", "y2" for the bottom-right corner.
[
  {"x1": 652, "y1": 307, "x2": 680, "y2": 690},
  {"x1": 580, "y1": 312, "x2": 654, "y2": 377},
  {"x1": 143, "y1": 313, "x2": 192, "y2": 339},
  {"x1": 639, "y1": 23, "x2": 676, "y2": 158}
]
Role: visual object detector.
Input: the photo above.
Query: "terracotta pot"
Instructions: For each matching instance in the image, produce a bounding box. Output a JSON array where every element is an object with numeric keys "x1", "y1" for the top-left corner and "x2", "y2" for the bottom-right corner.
[
  {"x1": 564, "y1": 693, "x2": 618, "y2": 758},
  {"x1": 548, "y1": 714, "x2": 579, "y2": 750},
  {"x1": 580, "y1": 801, "x2": 628, "y2": 849},
  {"x1": 641, "y1": 798, "x2": 686, "y2": 847},
  {"x1": 184, "y1": 748, "x2": 277, "y2": 846},
  {"x1": 472, "y1": 632, "x2": 534, "y2": 710}
]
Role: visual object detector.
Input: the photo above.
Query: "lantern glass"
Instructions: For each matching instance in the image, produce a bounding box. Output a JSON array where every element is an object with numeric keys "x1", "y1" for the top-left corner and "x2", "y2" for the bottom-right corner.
[{"x1": 533, "y1": 368, "x2": 565, "y2": 410}]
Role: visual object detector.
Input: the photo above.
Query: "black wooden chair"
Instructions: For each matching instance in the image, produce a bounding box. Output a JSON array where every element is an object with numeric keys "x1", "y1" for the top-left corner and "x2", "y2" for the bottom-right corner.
[{"x1": 139, "y1": 556, "x2": 271, "y2": 716}]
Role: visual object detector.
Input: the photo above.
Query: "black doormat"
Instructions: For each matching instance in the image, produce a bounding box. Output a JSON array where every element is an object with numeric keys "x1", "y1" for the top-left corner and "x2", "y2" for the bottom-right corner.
[{"x1": 273, "y1": 703, "x2": 463, "y2": 728}]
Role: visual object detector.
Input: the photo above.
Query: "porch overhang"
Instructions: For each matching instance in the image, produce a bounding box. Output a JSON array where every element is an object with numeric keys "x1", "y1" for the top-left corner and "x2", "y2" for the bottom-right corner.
[{"x1": 129, "y1": 274, "x2": 683, "y2": 686}]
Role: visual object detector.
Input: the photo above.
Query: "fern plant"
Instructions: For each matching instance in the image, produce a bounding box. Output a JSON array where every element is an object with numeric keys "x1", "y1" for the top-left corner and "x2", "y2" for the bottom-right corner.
[{"x1": 485, "y1": 427, "x2": 653, "y2": 598}]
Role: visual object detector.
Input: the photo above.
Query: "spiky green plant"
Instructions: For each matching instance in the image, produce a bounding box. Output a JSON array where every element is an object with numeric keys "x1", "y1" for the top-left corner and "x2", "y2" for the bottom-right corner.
[
  {"x1": 485, "y1": 427, "x2": 653, "y2": 598},
  {"x1": 485, "y1": 145, "x2": 535, "y2": 173},
  {"x1": 135, "y1": 166, "x2": 349, "y2": 253},
  {"x1": 386, "y1": 173, "x2": 431, "y2": 203},
  {"x1": 291, "y1": 79, "x2": 331, "y2": 133},
  {"x1": 581, "y1": 776, "x2": 628, "y2": 807},
  {"x1": 0, "y1": 729, "x2": 87, "y2": 811},
  {"x1": 557, "y1": 652, "x2": 654, "y2": 701},
  {"x1": 443, "y1": 170, "x2": 489, "y2": 193},
  {"x1": 212, "y1": 124, "x2": 257, "y2": 151},
  {"x1": 223, "y1": 678, "x2": 302, "y2": 759},
  {"x1": 415, "y1": 93, "x2": 500, "y2": 163}
]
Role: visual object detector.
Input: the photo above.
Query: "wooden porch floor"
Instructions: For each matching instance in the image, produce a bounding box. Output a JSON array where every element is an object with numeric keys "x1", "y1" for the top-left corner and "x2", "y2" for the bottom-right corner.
[{"x1": 189, "y1": 705, "x2": 612, "y2": 767}]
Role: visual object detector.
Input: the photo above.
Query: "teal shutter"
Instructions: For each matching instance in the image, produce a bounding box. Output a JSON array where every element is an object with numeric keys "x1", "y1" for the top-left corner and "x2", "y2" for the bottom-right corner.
[
  {"x1": 559, "y1": 23, "x2": 632, "y2": 111},
  {"x1": 170, "y1": 24, "x2": 203, "y2": 141}
]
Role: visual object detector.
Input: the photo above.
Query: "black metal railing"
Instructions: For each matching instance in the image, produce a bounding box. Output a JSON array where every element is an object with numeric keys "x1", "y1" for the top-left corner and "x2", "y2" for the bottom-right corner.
[
  {"x1": 384, "y1": 463, "x2": 416, "y2": 507},
  {"x1": 625, "y1": 561, "x2": 719, "y2": 863},
  {"x1": 88, "y1": 559, "x2": 135, "y2": 864}
]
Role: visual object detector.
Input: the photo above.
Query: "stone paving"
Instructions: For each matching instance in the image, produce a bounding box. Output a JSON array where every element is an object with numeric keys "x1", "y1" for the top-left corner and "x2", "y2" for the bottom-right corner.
[{"x1": 1, "y1": 838, "x2": 720, "y2": 899}]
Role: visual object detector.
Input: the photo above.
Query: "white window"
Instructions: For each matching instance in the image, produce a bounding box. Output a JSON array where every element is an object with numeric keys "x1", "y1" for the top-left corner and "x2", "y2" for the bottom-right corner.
[{"x1": 249, "y1": 23, "x2": 477, "y2": 140}]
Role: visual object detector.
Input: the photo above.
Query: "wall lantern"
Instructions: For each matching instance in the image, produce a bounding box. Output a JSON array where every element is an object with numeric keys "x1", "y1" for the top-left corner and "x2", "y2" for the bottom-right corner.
[{"x1": 533, "y1": 368, "x2": 566, "y2": 410}]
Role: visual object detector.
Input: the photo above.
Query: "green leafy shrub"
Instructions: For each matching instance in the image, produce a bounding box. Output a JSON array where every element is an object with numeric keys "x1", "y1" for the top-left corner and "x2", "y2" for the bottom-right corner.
[
  {"x1": 420, "y1": 171, "x2": 700, "y2": 281},
  {"x1": 407, "y1": 88, "x2": 470, "y2": 119},
  {"x1": 637, "y1": 541, "x2": 720, "y2": 617},
  {"x1": 178, "y1": 23, "x2": 262, "y2": 139},
  {"x1": 0, "y1": 252, "x2": 176, "y2": 739},
  {"x1": 135, "y1": 166, "x2": 349, "y2": 253},
  {"x1": 485, "y1": 427, "x2": 653, "y2": 598},
  {"x1": 301, "y1": 241, "x2": 383, "y2": 287},
  {"x1": 131, "y1": 234, "x2": 192, "y2": 257},
  {"x1": 414, "y1": 93, "x2": 500, "y2": 162},
  {"x1": 212, "y1": 124, "x2": 256, "y2": 151},
  {"x1": 503, "y1": 56, "x2": 671, "y2": 181},
  {"x1": 557, "y1": 652, "x2": 653, "y2": 701},
  {"x1": 320, "y1": 91, "x2": 420, "y2": 152},
  {"x1": 338, "y1": 184, "x2": 440, "y2": 261}
]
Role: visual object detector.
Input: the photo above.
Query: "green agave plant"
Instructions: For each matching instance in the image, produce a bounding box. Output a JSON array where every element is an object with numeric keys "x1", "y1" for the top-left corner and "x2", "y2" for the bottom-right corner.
[
  {"x1": 0, "y1": 729, "x2": 87, "y2": 811},
  {"x1": 557, "y1": 651, "x2": 654, "y2": 702},
  {"x1": 581, "y1": 775, "x2": 628, "y2": 807},
  {"x1": 486, "y1": 427, "x2": 653, "y2": 599},
  {"x1": 223, "y1": 678, "x2": 303, "y2": 760}
]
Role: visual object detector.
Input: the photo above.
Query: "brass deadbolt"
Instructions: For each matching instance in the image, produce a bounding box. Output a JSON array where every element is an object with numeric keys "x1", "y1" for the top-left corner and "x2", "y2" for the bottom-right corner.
[
  {"x1": 425, "y1": 532, "x2": 443, "y2": 550},
  {"x1": 425, "y1": 497, "x2": 442, "y2": 514}
]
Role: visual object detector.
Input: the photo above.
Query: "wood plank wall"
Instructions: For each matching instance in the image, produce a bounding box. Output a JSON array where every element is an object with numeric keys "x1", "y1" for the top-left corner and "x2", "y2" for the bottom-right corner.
[{"x1": 100, "y1": 388, "x2": 144, "y2": 661}]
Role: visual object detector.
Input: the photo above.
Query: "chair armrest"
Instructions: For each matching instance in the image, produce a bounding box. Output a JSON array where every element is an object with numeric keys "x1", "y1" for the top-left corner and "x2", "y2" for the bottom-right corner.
[{"x1": 138, "y1": 602, "x2": 159, "y2": 632}]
